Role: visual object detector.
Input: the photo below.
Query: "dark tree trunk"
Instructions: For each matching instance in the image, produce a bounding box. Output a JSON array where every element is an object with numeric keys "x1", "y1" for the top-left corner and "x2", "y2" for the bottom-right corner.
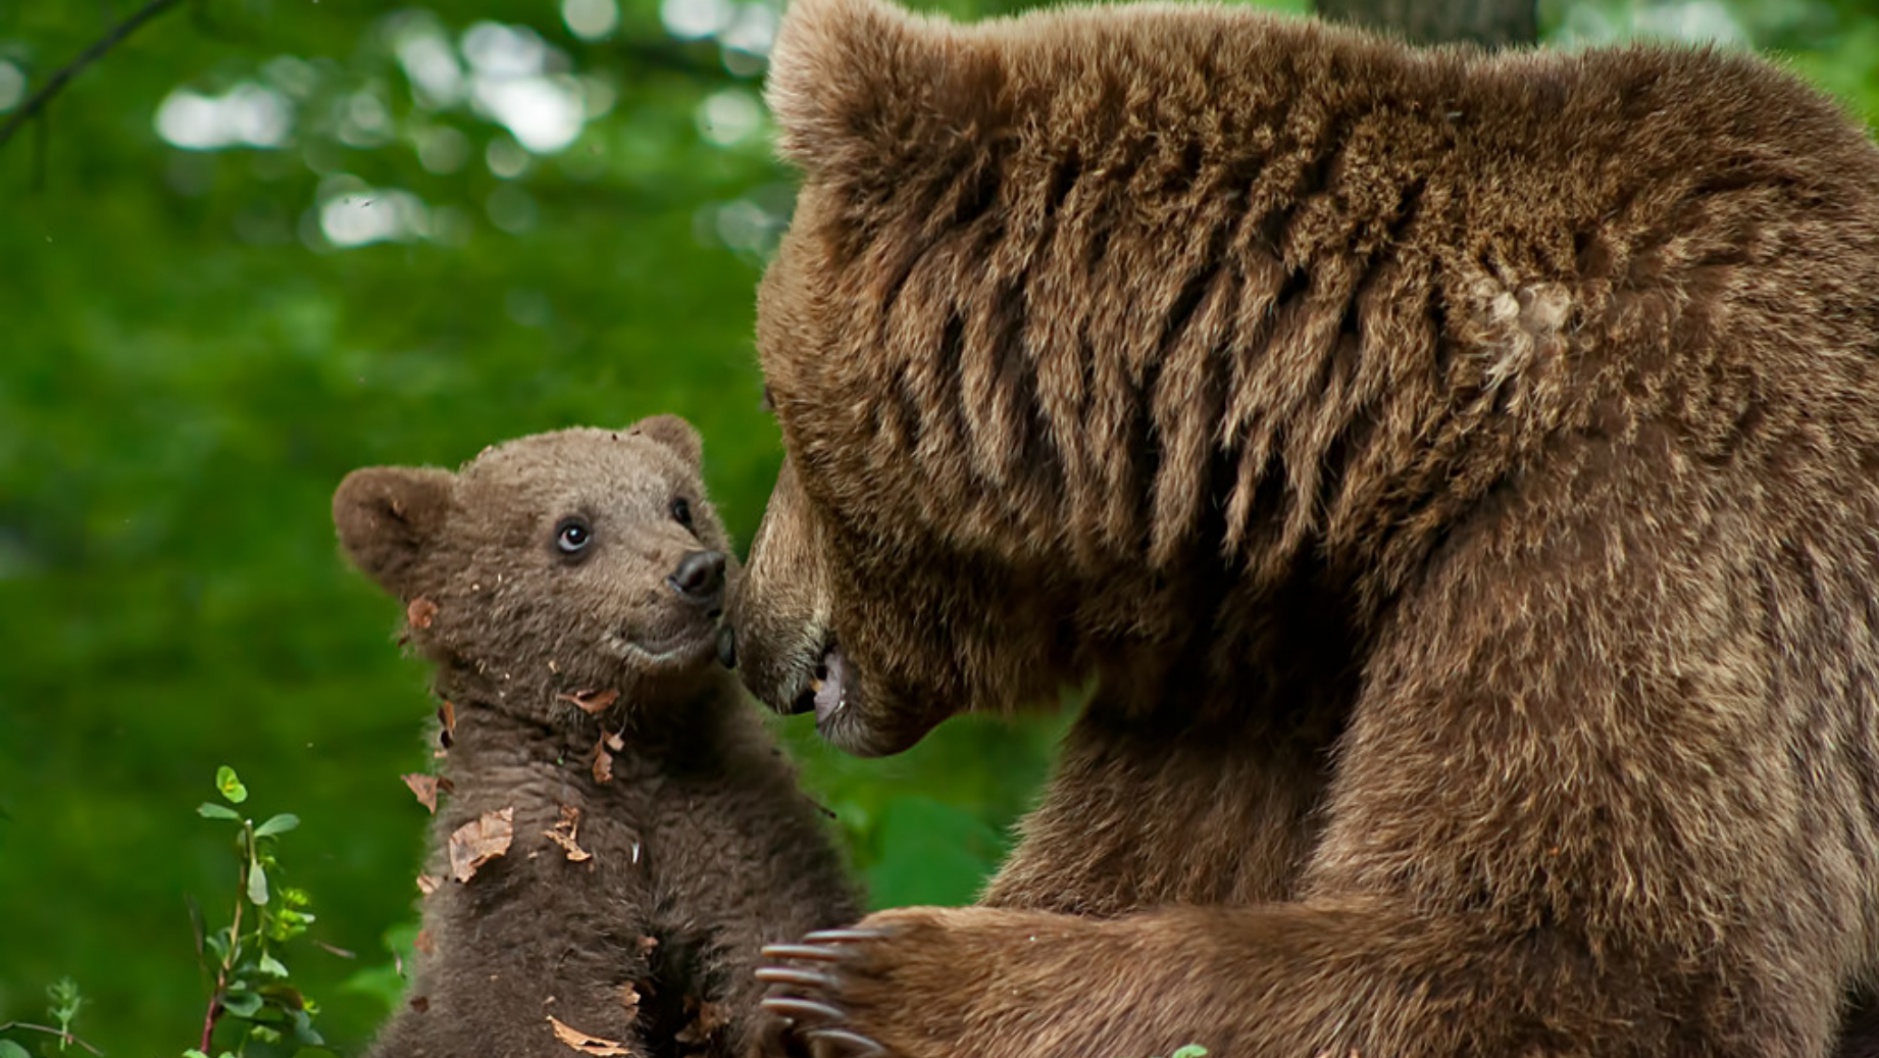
[{"x1": 1316, "y1": 0, "x2": 1537, "y2": 47}]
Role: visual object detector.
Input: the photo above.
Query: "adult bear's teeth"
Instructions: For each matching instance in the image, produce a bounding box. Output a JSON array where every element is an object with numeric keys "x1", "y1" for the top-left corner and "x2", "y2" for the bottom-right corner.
[{"x1": 814, "y1": 648, "x2": 848, "y2": 721}]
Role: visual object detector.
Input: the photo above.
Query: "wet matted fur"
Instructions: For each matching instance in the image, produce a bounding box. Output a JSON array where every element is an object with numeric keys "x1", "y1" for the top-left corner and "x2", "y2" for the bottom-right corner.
[
  {"x1": 728, "y1": 0, "x2": 1879, "y2": 1055},
  {"x1": 334, "y1": 419, "x2": 857, "y2": 1058}
]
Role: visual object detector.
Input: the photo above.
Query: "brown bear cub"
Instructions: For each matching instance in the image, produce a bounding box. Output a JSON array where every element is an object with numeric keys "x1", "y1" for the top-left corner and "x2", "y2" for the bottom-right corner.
[{"x1": 333, "y1": 417, "x2": 858, "y2": 1058}]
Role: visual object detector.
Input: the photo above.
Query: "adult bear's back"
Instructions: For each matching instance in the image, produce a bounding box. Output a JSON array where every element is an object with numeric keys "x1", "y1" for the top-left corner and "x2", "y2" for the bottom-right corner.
[{"x1": 761, "y1": 0, "x2": 1879, "y2": 611}]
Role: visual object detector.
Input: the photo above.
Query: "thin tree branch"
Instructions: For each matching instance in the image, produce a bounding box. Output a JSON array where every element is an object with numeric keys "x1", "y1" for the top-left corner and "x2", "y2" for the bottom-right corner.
[
  {"x1": 0, "y1": 1022, "x2": 106, "y2": 1057},
  {"x1": 0, "y1": 0, "x2": 187, "y2": 152}
]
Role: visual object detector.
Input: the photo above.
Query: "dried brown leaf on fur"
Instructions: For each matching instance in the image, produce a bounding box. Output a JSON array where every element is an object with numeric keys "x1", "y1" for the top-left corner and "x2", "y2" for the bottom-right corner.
[
  {"x1": 604, "y1": 731, "x2": 625, "y2": 752},
  {"x1": 674, "y1": 997, "x2": 730, "y2": 1045},
  {"x1": 407, "y1": 596, "x2": 439, "y2": 629},
  {"x1": 545, "y1": 805, "x2": 592, "y2": 862},
  {"x1": 416, "y1": 873, "x2": 441, "y2": 896},
  {"x1": 592, "y1": 741, "x2": 615, "y2": 785},
  {"x1": 636, "y1": 935, "x2": 658, "y2": 954},
  {"x1": 557, "y1": 688, "x2": 621, "y2": 715},
  {"x1": 547, "y1": 1015, "x2": 632, "y2": 1056},
  {"x1": 620, "y1": 984, "x2": 641, "y2": 1016},
  {"x1": 437, "y1": 700, "x2": 457, "y2": 750},
  {"x1": 448, "y1": 806, "x2": 515, "y2": 882},
  {"x1": 414, "y1": 929, "x2": 435, "y2": 955},
  {"x1": 402, "y1": 773, "x2": 441, "y2": 813}
]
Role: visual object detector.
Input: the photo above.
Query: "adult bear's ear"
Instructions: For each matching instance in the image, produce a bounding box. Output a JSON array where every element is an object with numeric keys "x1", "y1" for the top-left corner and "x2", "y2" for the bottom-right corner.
[
  {"x1": 332, "y1": 466, "x2": 453, "y2": 597},
  {"x1": 629, "y1": 414, "x2": 703, "y2": 467},
  {"x1": 765, "y1": 0, "x2": 1004, "y2": 178}
]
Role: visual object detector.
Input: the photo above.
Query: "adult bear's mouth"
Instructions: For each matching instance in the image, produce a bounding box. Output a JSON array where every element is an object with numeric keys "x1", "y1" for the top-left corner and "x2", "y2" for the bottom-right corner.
[
  {"x1": 811, "y1": 644, "x2": 848, "y2": 724},
  {"x1": 779, "y1": 635, "x2": 926, "y2": 758},
  {"x1": 791, "y1": 639, "x2": 849, "y2": 727}
]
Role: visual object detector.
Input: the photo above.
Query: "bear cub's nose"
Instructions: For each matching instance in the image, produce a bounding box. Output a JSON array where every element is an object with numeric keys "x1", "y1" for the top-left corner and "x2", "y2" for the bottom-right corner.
[{"x1": 669, "y1": 549, "x2": 727, "y2": 603}]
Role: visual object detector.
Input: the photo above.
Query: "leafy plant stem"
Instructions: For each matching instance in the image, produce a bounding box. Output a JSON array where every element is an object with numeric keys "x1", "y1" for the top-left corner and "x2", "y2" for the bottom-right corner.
[{"x1": 198, "y1": 818, "x2": 253, "y2": 1054}]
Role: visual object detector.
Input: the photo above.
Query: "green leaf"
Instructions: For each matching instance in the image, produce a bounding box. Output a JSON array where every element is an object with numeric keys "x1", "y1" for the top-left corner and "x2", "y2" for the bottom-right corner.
[
  {"x1": 46, "y1": 976, "x2": 82, "y2": 1016},
  {"x1": 253, "y1": 813, "x2": 299, "y2": 838},
  {"x1": 197, "y1": 802, "x2": 241, "y2": 821},
  {"x1": 215, "y1": 765, "x2": 248, "y2": 805},
  {"x1": 46, "y1": 976, "x2": 83, "y2": 1037},
  {"x1": 181, "y1": 1050, "x2": 210, "y2": 1058},
  {"x1": 1170, "y1": 1048, "x2": 1209, "y2": 1058},
  {"x1": 256, "y1": 982, "x2": 308, "y2": 1009},
  {"x1": 220, "y1": 989, "x2": 265, "y2": 1018},
  {"x1": 257, "y1": 953, "x2": 289, "y2": 977},
  {"x1": 0, "y1": 1040, "x2": 33, "y2": 1058},
  {"x1": 290, "y1": 1007, "x2": 325, "y2": 1047},
  {"x1": 247, "y1": 863, "x2": 270, "y2": 906}
]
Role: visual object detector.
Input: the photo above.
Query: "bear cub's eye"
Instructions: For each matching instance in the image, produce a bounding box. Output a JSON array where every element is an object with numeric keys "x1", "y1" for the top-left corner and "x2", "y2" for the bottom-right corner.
[
  {"x1": 554, "y1": 516, "x2": 592, "y2": 556},
  {"x1": 670, "y1": 496, "x2": 694, "y2": 529}
]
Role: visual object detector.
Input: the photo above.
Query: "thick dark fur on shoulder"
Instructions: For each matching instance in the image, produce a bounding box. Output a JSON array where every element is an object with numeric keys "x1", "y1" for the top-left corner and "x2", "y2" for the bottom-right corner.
[
  {"x1": 727, "y1": 0, "x2": 1879, "y2": 1055},
  {"x1": 334, "y1": 419, "x2": 857, "y2": 1058}
]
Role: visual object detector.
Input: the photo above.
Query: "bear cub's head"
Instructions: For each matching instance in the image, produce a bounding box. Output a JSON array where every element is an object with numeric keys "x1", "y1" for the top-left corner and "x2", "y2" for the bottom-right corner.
[{"x1": 333, "y1": 416, "x2": 736, "y2": 724}]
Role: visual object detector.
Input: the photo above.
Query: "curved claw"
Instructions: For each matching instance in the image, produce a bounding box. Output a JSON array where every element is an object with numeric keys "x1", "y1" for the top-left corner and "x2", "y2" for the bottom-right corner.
[
  {"x1": 763, "y1": 996, "x2": 848, "y2": 1025},
  {"x1": 807, "y1": 1028, "x2": 886, "y2": 1057},
  {"x1": 756, "y1": 966, "x2": 839, "y2": 989},
  {"x1": 763, "y1": 942, "x2": 846, "y2": 962},
  {"x1": 802, "y1": 927, "x2": 890, "y2": 943}
]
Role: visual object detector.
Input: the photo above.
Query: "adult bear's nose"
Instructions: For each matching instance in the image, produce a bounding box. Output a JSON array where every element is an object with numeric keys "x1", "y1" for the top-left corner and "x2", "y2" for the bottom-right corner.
[{"x1": 669, "y1": 549, "x2": 726, "y2": 602}]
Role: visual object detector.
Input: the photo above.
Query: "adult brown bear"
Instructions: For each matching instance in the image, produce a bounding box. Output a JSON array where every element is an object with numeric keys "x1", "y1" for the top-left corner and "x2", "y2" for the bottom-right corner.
[{"x1": 730, "y1": 0, "x2": 1879, "y2": 1055}]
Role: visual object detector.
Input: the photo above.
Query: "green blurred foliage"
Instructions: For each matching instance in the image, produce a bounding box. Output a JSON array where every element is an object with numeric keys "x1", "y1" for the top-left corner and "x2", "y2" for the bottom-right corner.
[{"x1": 0, "y1": 0, "x2": 1874, "y2": 1052}]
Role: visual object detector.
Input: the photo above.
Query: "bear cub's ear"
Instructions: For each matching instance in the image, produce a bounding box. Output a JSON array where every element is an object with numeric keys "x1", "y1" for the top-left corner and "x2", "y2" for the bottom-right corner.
[
  {"x1": 333, "y1": 466, "x2": 454, "y2": 597},
  {"x1": 629, "y1": 414, "x2": 704, "y2": 467}
]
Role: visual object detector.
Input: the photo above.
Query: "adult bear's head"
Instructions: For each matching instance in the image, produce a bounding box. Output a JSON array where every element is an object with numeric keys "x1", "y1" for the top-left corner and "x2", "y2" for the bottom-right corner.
[
  {"x1": 731, "y1": 0, "x2": 1326, "y2": 751},
  {"x1": 732, "y1": 448, "x2": 1078, "y2": 757},
  {"x1": 725, "y1": 0, "x2": 1100, "y2": 756}
]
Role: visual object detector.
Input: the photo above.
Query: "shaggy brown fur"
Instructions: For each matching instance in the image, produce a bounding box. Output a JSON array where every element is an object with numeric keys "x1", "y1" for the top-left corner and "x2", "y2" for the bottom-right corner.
[
  {"x1": 333, "y1": 419, "x2": 857, "y2": 1058},
  {"x1": 728, "y1": 1, "x2": 1879, "y2": 1055}
]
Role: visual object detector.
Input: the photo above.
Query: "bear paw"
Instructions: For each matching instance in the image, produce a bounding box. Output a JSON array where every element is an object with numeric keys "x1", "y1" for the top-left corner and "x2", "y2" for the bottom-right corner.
[
  {"x1": 758, "y1": 924, "x2": 898, "y2": 1058},
  {"x1": 756, "y1": 906, "x2": 1127, "y2": 1058},
  {"x1": 759, "y1": 907, "x2": 1023, "y2": 1058}
]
